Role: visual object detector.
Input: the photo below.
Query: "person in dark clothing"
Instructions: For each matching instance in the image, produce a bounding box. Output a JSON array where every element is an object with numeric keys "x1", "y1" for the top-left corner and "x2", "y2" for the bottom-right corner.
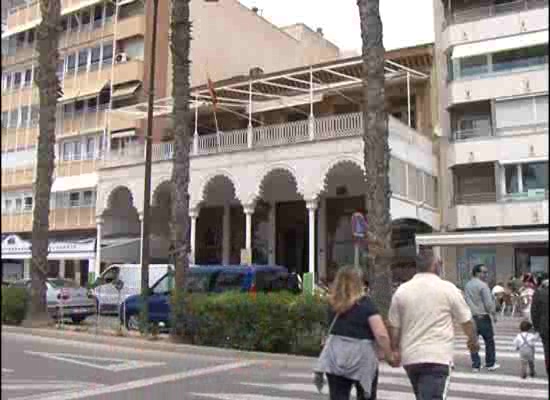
[{"x1": 531, "y1": 283, "x2": 549, "y2": 378}]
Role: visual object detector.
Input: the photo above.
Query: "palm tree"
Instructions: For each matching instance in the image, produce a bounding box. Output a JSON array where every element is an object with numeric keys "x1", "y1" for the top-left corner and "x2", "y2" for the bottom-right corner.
[
  {"x1": 357, "y1": 0, "x2": 393, "y2": 314},
  {"x1": 26, "y1": 0, "x2": 62, "y2": 326},
  {"x1": 169, "y1": 0, "x2": 193, "y2": 323}
]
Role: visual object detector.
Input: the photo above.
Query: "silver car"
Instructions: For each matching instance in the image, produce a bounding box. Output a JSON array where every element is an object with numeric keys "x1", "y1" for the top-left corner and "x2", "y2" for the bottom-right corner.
[{"x1": 10, "y1": 278, "x2": 96, "y2": 324}]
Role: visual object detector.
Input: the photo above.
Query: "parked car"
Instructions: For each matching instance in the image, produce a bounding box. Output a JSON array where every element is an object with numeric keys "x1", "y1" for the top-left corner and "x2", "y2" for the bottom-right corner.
[
  {"x1": 10, "y1": 278, "x2": 96, "y2": 324},
  {"x1": 120, "y1": 264, "x2": 300, "y2": 331},
  {"x1": 91, "y1": 264, "x2": 174, "y2": 314}
]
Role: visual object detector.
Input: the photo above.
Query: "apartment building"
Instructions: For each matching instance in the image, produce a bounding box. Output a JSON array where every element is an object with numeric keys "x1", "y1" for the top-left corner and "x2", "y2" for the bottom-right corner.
[
  {"x1": 418, "y1": 0, "x2": 549, "y2": 285},
  {"x1": 93, "y1": 43, "x2": 439, "y2": 284},
  {"x1": 1, "y1": 0, "x2": 339, "y2": 284}
]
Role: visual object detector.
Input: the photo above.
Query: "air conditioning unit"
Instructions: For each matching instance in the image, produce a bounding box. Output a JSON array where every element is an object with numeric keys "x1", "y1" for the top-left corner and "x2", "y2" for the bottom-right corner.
[{"x1": 115, "y1": 53, "x2": 128, "y2": 63}]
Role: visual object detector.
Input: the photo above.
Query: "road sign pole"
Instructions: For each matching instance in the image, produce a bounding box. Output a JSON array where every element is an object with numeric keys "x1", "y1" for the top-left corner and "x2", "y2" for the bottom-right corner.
[{"x1": 354, "y1": 242, "x2": 360, "y2": 269}]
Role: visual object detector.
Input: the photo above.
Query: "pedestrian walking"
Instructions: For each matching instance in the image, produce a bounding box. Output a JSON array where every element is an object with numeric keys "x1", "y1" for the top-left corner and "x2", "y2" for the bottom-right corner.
[
  {"x1": 519, "y1": 274, "x2": 536, "y2": 321},
  {"x1": 531, "y1": 280, "x2": 549, "y2": 378},
  {"x1": 314, "y1": 266, "x2": 397, "y2": 400},
  {"x1": 512, "y1": 320, "x2": 538, "y2": 379},
  {"x1": 464, "y1": 264, "x2": 500, "y2": 372},
  {"x1": 491, "y1": 282, "x2": 506, "y2": 313},
  {"x1": 388, "y1": 251, "x2": 480, "y2": 400}
]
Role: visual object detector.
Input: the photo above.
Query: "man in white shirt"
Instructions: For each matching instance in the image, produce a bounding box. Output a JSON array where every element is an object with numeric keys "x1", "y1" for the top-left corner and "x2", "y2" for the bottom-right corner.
[{"x1": 388, "y1": 250, "x2": 479, "y2": 400}]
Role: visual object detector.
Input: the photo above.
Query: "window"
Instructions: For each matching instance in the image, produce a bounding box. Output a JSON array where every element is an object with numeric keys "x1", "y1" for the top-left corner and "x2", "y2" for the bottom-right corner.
[
  {"x1": 93, "y1": 5, "x2": 103, "y2": 28},
  {"x1": 102, "y1": 43, "x2": 113, "y2": 65},
  {"x1": 152, "y1": 272, "x2": 175, "y2": 294},
  {"x1": 214, "y1": 271, "x2": 246, "y2": 292},
  {"x1": 495, "y1": 95, "x2": 549, "y2": 130},
  {"x1": 74, "y1": 100, "x2": 85, "y2": 114},
  {"x1": 82, "y1": 190, "x2": 94, "y2": 206},
  {"x1": 183, "y1": 271, "x2": 213, "y2": 293},
  {"x1": 14, "y1": 198, "x2": 22, "y2": 212},
  {"x1": 13, "y1": 71, "x2": 21, "y2": 89},
  {"x1": 101, "y1": 266, "x2": 120, "y2": 283},
  {"x1": 459, "y1": 55, "x2": 489, "y2": 78},
  {"x1": 63, "y1": 103, "x2": 74, "y2": 116},
  {"x1": 87, "y1": 97, "x2": 98, "y2": 111},
  {"x1": 493, "y1": 45, "x2": 548, "y2": 73},
  {"x1": 70, "y1": 15, "x2": 79, "y2": 31},
  {"x1": 1, "y1": 112, "x2": 8, "y2": 128},
  {"x1": 9, "y1": 109, "x2": 18, "y2": 127},
  {"x1": 23, "y1": 68, "x2": 32, "y2": 87},
  {"x1": 105, "y1": 3, "x2": 115, "y2": 21},
  {"x1": 521, "y1": 162, "x2": 548, "y2": 194},
  {"x1": 15, "y1": 32, "x2": 25, "y2": 49},
  {"x1": 86, "y1": 137, "x2": 95, "y2": 158},
  {"x1": 61, "y1": 17, "x2": 68, "y2": 32},
  {"x1": 66, "y1": 53, "x2": 76, "y2": 73},
  {"x1": 23, "y1": 196, "x2": 32, "y2": 211},
  {"x1": 6, "y1": 73, "x2": 12, "y2": 91},
  {"x1": 19, "y1": 106, "x2": 29, "y2": 127},
  {"x1": 73, "y1": 140, "x2": 82, "y2": 160},
  {"x1": 30, "y1": 106, "x2": 39, "y2": 126},
  {"x1": 90, "y1": 46, "x2": 101, "y2": 70},
  {"x1": 390, "y1": 157, "x2": 406, "y2": 197},
  {"x1": 99, "y1": 89, "x2": 110, "y2": 107},
  {"x1": 504, "y1": 164, "x2": 519, "y2": 194},
  {"x1": 69, "y1": 192, "x2": 80, "y2": 207},
  {"x1": 77, "y1": 49, "x2": 88, "y2": 72},
  {"x1": 4, "y1": 199, "x2": 13, "y2": 214},
  {"x1": 56, "y1": 61, "x2": 64, "y2": 80},
  {"x1": 81, "y1": 10, "x2": 91, "y2": 28},
  {"x1": 407, "y1": 165, "x2": 419, "y2": 201},
  {"x1": 27, "y1": 29, "x2": 34, "y2": 45},
  {"x1": 63, "y1": 142, "x2": 73, "y2": 160}
]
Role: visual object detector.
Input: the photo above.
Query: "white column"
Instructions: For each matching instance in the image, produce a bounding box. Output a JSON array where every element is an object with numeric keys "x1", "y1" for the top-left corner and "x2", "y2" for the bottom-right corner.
[
  {"x1": 433, "y1": 246, "x2": 443, "y2": 277},
  {"x1": 74, "y1": 261, "x2": 82, "y2": 284},
  {"x1": 193, "y1": 97, "x2": 199, "y2": 155},
  {"x1": 268, "y1": 203, "x2": 276, "y2": 265},
  {"x1": 95, "y1": 217, "x2": 103, "y2": 278},
  {"x1": 247, "y1": 80, "x2": 253, "y2": 148},
  {"x1": 308, "y1": 66, "x2": 315, "y2": 140},
  {"x1": 318, "y1": 197, "x2": 327, "y2": 281},
  {"x1": 307, "y1": 200, "x2": 318, "y2": 282},
  {"x1": 222, "y1": 205, "x2": 231, "y2": 265},
  {"x1": 23, "y1": 259, "x2": 31, "y2": 280},
  {"x1": 88, "y1": 258, "x2": 95, "y2": 283},
  {"x1": 244, "y1": 204, "x2": 254, "y2": 252},
  {"x1": 59, "y1": 260, "x2": 66, "y2": 278},
  {"x1": 190, "y1": 209, "x2": 198, "y2": 264}
]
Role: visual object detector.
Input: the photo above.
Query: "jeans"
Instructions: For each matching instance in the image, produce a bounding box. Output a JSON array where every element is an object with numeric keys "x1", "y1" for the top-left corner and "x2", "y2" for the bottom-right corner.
[
  {"x1": 326, "y1": 370, "x2": 378, "y2": 400},
  {"x1": 470, "y1": 315, "x2": 496, "y2": 368},
  {"x1": 404, "y1": 363, "x2": 450, "y2": 400}
]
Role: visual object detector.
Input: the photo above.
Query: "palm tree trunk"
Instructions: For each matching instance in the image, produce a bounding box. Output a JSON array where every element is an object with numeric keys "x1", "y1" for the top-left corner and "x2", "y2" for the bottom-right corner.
[
  {"x1": 26, "y1": 0, "x2": 61, "y2": 325},
  {"x1": 357, "y1": 0, "x2": 393, "y2": 315},
  {"x1": 170, "y1": 0, "x2": 192, "y2": 293}
]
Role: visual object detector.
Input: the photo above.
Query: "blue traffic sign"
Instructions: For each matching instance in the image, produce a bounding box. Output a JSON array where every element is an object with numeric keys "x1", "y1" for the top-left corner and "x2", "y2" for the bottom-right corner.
[{"x1": 351, "y1": 212, "x2": 368, "y2": 238}]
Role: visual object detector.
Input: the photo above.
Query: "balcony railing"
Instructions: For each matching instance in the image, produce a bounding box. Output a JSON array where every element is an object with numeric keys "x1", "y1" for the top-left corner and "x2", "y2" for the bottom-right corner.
[
  {"x1": 454, "y1": 192, "x2": 497, "y2": 205},
  {"x1": 101, "y1": 112, "x2": 432, "y2": 169},
  {"x1": 452, "y1": 122, "x2": 548, "y2": 141},
  {"x1": 446, "y1": 0, "x2": 548, "y2": 26},
  {"x1": 502, "y1": 189, "x2": 549, "y2": 202}
]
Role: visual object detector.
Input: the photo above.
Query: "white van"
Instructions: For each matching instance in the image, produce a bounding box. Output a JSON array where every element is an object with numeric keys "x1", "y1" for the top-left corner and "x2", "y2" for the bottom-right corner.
[{"x1": 92, "y1": 264, "x2": 173, "y2": 314}]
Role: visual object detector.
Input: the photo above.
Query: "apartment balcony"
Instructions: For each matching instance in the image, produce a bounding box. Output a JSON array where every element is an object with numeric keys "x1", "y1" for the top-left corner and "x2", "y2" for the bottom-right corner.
[
  {"x1": 1, "y1": 165, "x2": 34, "y2": 189},
  {"x1": 113, "y1": 59, "x2": 144, "y2": 86},
  {"x1": 1, "y1": 207, "x2": 96, "y2": 233},
  {"x1": 441, "y1": 0, "x2": 548, "y2": 49},
  {"x1": 56, "y1": 108, "x2": 108, "y2": 138},
  {"x1": 61, "y1": 68, "x2": 112, "y2": 94},
  {"x1": 59, "y1": 20, "x2": 115, "y2": 50},
  {"x1": 1, "y1": 45, "x2": 37, "y2": 66},
  {"x1": 1, "y1": 87, "x2": 38, "y2": 112},
  {"x1": 55, "y1": 158, "x2": 100, "y2": 177},
  {"x1": 116, "y1": 14, "x2": 146, "y2": 41},
  {"x1": 448, "y1": 66, "x2": 548, "y2": 107},
  {"x1": 1, "y1": 126, "x2": 39, "y2": 152},
  {"x1": 453, "y1": 194, "x2": 549, "y2": 229},
  {"x1": 447, "y1": 123, "x2": 548, "y2": 167},
  {"x1": 102, "y1": 112, "x2": 435, "y2": 168}
]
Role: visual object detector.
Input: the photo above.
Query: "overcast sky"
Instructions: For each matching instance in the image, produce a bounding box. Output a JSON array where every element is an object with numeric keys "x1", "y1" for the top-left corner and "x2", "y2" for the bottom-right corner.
[{"x1": 238, "y1": 0, "x2": 435, "y2": 52}]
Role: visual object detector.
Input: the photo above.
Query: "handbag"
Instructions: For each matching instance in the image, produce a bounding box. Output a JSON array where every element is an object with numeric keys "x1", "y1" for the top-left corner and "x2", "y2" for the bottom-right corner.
[{"x1": 314, "y1": 313, "x2": 339, "y2": 393}]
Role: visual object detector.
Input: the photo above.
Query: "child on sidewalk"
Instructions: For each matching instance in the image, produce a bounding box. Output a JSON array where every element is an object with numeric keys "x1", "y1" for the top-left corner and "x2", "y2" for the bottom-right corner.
[{"x1": 513, "y1": 320, "x2": 538, "y2": 379}]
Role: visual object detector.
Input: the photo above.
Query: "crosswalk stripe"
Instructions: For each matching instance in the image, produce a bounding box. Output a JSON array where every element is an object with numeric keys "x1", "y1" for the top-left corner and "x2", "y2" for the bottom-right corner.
[
  {"x1": 191, "y1": 391, "x2": 471, "y2": 400},
  {"x1": 284, "y1": 368, "x2": 549, "y2": 386},
  {"x1": 452, "y1": 350, "x2": 544, "y2": 360},
  {"x1": 242, "y1": 380, "x2": 548, "y2": 399}
]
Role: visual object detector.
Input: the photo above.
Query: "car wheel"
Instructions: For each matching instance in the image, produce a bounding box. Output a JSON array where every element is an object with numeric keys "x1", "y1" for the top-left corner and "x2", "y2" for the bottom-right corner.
[
  {"x1": 71, "y1": 316, "x2": 86, "y2": 324},
  {"x1": 126, "y1": 313, "x2": 140, "y2": 331}
]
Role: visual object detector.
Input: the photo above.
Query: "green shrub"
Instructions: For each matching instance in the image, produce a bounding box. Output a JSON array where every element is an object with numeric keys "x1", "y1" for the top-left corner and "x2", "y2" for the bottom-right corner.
[
  {"x1": 171, "y1": 291, "x2": 328, "y2": 356},
  {"x1": 2, "y1": 287, "x2": 28, "y2": 325}
]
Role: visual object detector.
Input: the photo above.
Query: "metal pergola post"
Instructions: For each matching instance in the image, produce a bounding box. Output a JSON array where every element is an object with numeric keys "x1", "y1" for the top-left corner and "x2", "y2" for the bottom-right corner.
[{"x1": 407, "y1": 71, "x2": 411, "y2": 127}]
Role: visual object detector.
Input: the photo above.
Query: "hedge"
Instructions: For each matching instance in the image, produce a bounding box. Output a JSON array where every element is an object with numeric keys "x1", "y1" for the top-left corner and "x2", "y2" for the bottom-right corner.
[
  {"x1": 171, "y1": 291, "x2": 328, "y2": 356},
  {"x1": 2, "y1": 287, "x2": 28, "y2": 325}
]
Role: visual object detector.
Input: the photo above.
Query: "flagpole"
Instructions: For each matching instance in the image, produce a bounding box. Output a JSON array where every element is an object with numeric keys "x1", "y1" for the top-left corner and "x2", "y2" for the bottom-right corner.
[{"x1": 213, "y1": 108, "x2": 220, "y2": 149}]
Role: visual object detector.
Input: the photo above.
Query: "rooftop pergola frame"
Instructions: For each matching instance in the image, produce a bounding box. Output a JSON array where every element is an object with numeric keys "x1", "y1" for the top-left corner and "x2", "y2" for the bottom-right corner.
[{"x1": 111, "y1": 56, "x2": 429, "y2": 130}]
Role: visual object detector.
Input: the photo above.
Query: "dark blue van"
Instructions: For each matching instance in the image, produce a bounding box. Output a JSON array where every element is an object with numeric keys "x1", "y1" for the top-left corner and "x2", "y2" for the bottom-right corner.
[{"x1": 120, "y1": 264, "x2": 300, "y2": 330}]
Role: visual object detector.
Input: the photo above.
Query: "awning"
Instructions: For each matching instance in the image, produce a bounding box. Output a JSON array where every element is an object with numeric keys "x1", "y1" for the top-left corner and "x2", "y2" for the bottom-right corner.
[
  {"x1": 111, "y1": 129, "x2": 136, "y2": 139},
  {"x1": 1, "y1": 234, "x2": 96, "y2": 260},
  {"x1": 59, "y1": 81, "x2": 109, "y2": 104},
  {"x1": 51, "y1": 173, "x2": 98, "y2": 192},
  {"x1": 117, "y1": 0, "x2": 140, "y2": 6},
  {"x1": 2, "y1": 19, "x2": 41, "y2": 39},
  {"x1": 62, "y1": 0, "x2": 104, "y2": 17},
  {"x1": 112, "y1": 82, "x2": 141, "y2": 100},
  {"x1": 416, "y1": 229, "x2": 549, "y2": 247},
  {"x1": 499, "y1": 156, "x2": 548, "y2": 165},
  {"x1": 452, "y1": 30, "x2": 548, "y2": 59}
]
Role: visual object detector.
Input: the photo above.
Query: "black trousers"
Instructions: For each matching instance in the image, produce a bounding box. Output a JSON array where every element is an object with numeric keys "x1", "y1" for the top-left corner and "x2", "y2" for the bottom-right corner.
[
  {"x1": 541, "y1": 334, "x2": 549, "y2": 378},
  {"x1": 326, "y1": 370, "x2": 378, "y2": 400}
]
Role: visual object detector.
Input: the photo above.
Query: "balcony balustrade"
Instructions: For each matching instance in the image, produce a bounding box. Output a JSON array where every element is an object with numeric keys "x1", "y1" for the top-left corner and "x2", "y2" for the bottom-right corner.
[{"x1": 445, "y1": 0, "x2": 548, "y2": 26}]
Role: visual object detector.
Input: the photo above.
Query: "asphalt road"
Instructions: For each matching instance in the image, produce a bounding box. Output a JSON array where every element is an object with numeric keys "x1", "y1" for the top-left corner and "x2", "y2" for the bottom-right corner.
[{"x1": 2, "y1": 317, "x2": 548, "y2": 400}]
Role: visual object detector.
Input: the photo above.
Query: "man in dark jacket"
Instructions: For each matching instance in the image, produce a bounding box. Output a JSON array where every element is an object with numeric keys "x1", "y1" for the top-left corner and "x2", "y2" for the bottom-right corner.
[{"x1": 531, "y1": 281, "x2": 549, "y2": 378}]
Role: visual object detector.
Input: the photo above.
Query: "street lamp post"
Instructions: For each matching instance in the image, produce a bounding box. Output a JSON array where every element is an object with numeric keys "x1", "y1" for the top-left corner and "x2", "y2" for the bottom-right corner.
[{"x1": 140, "y1": 0, "x2": 159, "y2": 313}]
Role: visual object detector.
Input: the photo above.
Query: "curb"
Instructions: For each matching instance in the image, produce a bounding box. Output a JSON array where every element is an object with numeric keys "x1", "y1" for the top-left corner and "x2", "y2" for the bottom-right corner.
[{"x1": 1, "y1": 325, "x2": 318, "y2": 365}]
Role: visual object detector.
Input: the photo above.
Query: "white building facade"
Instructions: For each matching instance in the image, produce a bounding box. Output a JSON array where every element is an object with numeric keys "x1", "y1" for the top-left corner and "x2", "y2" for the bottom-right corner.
[{"x1": 422, "y1": 0, "x2": 549, "y2": 286}]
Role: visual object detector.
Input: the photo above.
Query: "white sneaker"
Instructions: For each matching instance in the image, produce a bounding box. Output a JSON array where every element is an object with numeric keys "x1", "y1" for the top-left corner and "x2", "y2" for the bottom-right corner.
[
  {"x1": 487, "y1": 364, "x2": 500, "y2": 371},
  {"x1": 472, "y1": 368, "x2": 480, "y2": 372}
]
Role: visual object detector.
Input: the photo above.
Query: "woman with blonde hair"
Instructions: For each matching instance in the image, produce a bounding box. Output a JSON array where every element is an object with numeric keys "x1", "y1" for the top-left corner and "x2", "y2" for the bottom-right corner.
[{"x1": 315, "y1": 266, "x2": 397, "y2": 400}]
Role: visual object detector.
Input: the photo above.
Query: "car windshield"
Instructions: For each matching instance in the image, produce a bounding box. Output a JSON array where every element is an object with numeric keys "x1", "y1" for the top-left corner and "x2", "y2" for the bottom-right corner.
[
  {"x1": 48, "y1": 279, "x2": 79, "y2": 288},
  {"x1": 213, "y1": 271, "x2": 247, "y2": 292}
]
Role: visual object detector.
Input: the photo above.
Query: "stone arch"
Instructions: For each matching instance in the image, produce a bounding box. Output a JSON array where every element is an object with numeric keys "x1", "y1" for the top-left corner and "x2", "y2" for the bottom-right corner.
[
  {"x1": 319, "y1": 156, "x2": 365, "y2": 197},
  {"x1": 251, "y1": 163, "x2": 304, "y2": 204},
  {"x1": 197, "y1": 170, "x2": 240, "y2": 207},
  {"x1": 152, "y1": 179, "x2": 173, "y2": 207},
  {"x1": 104, "y1": 185, "x2": 138, "y2": 213}
]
